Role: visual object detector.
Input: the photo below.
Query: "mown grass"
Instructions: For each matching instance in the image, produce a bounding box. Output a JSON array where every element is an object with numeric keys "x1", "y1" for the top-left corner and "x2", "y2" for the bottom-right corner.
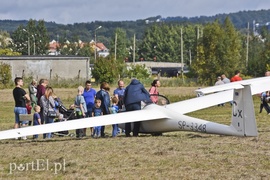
[{"x1": 0, "y1": 87, "x2": 270, "y2": 179}]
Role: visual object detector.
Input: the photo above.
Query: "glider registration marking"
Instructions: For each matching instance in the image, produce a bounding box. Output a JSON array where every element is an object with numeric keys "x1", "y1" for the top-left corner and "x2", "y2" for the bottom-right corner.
[{"x1": 178, "y1": 121, "x2": 207, "y2": 133}]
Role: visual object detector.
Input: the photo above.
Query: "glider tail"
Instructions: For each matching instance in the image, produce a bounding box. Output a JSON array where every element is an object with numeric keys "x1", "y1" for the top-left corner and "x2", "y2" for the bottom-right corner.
[{"x1": 230, "y1": 85, "x2": 258, "y2": 136}]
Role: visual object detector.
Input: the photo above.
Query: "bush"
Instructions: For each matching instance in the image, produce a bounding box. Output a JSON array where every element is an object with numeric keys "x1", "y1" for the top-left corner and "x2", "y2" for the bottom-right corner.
[{"x1": 0, "y1": 62, "x2": 12, "y2": 88}]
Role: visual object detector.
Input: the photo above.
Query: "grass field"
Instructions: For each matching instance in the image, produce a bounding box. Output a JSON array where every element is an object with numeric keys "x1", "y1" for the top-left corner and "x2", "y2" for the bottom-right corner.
[{"x1": 0, "y1": 87, "x2": 270, "y2": 179}]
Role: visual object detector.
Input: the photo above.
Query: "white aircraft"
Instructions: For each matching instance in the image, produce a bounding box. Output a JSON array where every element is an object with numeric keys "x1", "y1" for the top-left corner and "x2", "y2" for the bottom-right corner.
[{"x1": 0, "y1": 76, "x2": 270, "y2": 140}]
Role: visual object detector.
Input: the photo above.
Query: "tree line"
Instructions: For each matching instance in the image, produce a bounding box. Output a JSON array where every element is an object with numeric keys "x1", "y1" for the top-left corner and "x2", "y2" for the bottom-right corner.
[{"x1": 0, "y1": 9, "x2": 270, "y2": 85}]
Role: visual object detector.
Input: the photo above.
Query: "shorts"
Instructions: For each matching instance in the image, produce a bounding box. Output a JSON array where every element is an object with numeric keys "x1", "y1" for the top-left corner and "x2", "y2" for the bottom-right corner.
[{"x1": 14, "y1": 107, "x2": 28, "y2": 124}]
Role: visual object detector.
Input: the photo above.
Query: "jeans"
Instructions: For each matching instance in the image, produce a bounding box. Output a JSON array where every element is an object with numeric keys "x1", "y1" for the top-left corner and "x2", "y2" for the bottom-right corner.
[
  {"x1": 33, "y1": 122, "x2": 39, "y2": 139},
  {"x1": 14, "y1": 107, "x2": 27, "y2": 125},
  {"x1": 86, "y1": 108, "x2": 93, "y2": 117},
  {"x1": 93, "y1": 126, "x2": 101, "y2": 137},
  {"x1": 112, "y1": 124, "x2": 118, "y2": 137},
  {"x1": 43, "y1": 116, "x2": 54, "y2": 139}
]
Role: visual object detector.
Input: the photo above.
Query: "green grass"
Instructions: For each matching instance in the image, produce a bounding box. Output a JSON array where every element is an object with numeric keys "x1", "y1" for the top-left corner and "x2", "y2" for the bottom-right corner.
[{"x1": 0, "y1": 88, "x2": 270, "y2": 179}]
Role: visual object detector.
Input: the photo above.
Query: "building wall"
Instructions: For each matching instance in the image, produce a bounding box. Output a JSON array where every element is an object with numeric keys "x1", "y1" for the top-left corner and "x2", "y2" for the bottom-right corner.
[{"x1": 0, "y1": 56, "x2": 90, "y2": 80}]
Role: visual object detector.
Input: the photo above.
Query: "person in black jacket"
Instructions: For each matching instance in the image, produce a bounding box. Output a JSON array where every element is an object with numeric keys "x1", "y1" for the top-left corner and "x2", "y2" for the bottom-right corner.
[{"x1": 124, "y1": 78, "x2": 151, "y2": 137}]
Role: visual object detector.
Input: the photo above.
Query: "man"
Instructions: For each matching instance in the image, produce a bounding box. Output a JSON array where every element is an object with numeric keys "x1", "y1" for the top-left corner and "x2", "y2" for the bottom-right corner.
[
  {"x1": 13, "y1": 77, "x2": 30, "y2": 139},
  {"x1": 221, "y1": 74, "x2": 232, "y2": 105},
  {"x1": 124, "y1": 78, "x2": 151, "y2": 137},
  {"x1": 221, "y1": 74, "x2": 230, "y2": 84},
  {"x1": 113, "y1": 80, "x2": 126, "y2": 133},
  {"x1": 215, "y1": 76, "x2": 225, "y2": 106},
  {"x1": 230, "y1": 70, "x2": 242, "y2": 82},
  {"x1": 83, "y1": 80, "x2": 96, "y2": 136},
  {"x1": 215, "y1": 76, "x2": 224, "y2": 86},
  {"x1": 260, "y1": 71, "x2": 270, "y2": 114},
  {"x1": 113, "y1": 80, "x2": 125, "y2": 110}
]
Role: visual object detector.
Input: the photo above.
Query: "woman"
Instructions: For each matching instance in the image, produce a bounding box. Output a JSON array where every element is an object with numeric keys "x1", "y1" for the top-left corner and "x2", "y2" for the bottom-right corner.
[
  {"x1": 96, "y1": 82, "x2": 111, "y2": 137},
  {"x1": 28, "y1": 79, "x2": 37, "y2": 108},
  {"x1": 40, "y1": 86, "x2": 55, "y2": 139},
  {"x1": 149, "y1": 79, "x2": 161, "y2": 104}
]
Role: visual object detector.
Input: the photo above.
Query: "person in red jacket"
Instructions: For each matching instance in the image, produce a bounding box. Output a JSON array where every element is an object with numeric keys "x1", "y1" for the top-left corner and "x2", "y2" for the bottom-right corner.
[{"x1": 230, "y1": 70, "x2": 242, "y2": 82}]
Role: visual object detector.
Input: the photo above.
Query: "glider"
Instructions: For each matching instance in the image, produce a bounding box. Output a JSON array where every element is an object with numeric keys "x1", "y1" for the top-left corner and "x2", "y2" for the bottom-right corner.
[{"x1": 1, "y1": 76, "x2": 270, "y2": 140}]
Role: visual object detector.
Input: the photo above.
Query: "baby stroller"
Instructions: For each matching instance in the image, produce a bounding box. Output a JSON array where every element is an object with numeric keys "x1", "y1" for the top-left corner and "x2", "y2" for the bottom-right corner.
[{"x1": 52, "y1": 98, "x2": 77, "y2": 137}]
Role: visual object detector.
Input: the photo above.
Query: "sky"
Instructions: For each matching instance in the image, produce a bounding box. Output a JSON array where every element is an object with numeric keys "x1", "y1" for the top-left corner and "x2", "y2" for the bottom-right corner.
[{"x1": 0, "y1": 0, "x2": 269, "y2": 24}]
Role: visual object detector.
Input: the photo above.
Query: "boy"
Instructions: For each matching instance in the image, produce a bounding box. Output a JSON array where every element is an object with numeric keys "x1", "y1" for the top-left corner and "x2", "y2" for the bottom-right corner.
[
  {"x1": 74, "y1": 86, "x2": 87, "y2": 138},
  {"x1": 110, "y1": 97, "x2": 119, "y2": 137},
  {"x1": 92, "y1": 99, "x2": 103, "y2": 138},
  {"x1": 33, "y1": 105, "x2": 41, "y2": 139}
]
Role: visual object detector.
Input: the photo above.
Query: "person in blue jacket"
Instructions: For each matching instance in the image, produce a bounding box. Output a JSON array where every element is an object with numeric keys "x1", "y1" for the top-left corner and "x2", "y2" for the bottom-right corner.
[
  {"x1": 95, "y1": 82, "x2": 111, "y2": 137},
  {"x1": 124, "y1": 78, "x2": 151, "y2": 137}
]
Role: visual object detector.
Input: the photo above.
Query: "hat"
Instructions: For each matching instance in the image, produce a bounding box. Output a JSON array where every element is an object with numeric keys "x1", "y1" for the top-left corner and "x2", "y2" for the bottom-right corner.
[{"x1": 217, "y1": 76, "x2": 221, "y2": 79}]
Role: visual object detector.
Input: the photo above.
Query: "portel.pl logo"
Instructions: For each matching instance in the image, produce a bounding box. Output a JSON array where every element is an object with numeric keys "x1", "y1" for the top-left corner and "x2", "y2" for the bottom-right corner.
[{"x1": 9, "y1": 159, "x2": 66, "y2": 174}]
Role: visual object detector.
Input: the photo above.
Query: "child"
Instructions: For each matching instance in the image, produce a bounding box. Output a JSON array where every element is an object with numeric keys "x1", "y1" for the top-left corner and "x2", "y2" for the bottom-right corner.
[
  {"x1": 25, "y1": 99, "x2": 32, "y2": 126},
  {"x1": 58, "y1": 113, "x2": 66, "y2": 122},
  {"x1": 74, "y1": 86, "x2": 87, "y2": 138},
  {"x1": 110, "y1": 97, "x2": 119, "y2": 137},
  {"x1": 92, "y1": 99, "x2": 103, "y2": 138},
  {"x1": 33, "y1": 105, "x2": 41, "y2": 139}
]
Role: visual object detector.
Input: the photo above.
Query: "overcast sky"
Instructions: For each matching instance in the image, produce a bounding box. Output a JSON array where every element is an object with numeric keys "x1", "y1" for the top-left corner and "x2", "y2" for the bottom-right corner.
[{"x1": 0, "y1": 0, "x2": 269, "y2": 24}]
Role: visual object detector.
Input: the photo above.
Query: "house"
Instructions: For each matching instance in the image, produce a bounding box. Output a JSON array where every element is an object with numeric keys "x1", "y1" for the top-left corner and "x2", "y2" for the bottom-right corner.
[
  {"x1": 48, "y1": 40, "x2": 60, "y2": 55},
  {"x1": 96, "y1": 42, "x2": 109, "y2": 57},
  {"x1": 48, "y1": 40, "x2": 109, "y2": 57}
]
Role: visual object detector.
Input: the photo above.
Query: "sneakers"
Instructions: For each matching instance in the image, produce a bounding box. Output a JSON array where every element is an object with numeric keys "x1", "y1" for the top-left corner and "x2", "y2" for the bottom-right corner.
[
  {"x1": 15, "y1": 136, "x2": 27, "y2": 140},
  {"x1": 22, "y1": 136, "x2": 27, "y2": 140}
]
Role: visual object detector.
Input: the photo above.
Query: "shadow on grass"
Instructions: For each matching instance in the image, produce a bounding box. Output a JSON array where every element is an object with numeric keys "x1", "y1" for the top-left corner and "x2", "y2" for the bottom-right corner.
[
  {"x1": 186, "y1": 133, "x2": 210, "y2": 138},
  {"x1": 0, "y1": 131, "x2": 218, "y2": 145}
]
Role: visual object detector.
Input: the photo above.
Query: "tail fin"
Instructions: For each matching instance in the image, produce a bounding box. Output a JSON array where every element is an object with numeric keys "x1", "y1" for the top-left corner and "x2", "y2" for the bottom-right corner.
[{"x1": 231, "y1": 85, "x2": 258, "y2": 136}]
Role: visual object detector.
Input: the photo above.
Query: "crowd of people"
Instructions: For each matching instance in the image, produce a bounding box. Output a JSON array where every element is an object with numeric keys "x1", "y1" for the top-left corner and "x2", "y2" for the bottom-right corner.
[
  {"x1": 213, "y1": 70, "x2": 243, "y2": 106},
  {"x1": 213, "y1": 70, "x2": 270, "y2": 113},
  {"x1": 12, "y1": 77, "x2": 161, "y2": 140},
  {"x1": 12, "y1": 70, "x2": 270, "y2": 140}
]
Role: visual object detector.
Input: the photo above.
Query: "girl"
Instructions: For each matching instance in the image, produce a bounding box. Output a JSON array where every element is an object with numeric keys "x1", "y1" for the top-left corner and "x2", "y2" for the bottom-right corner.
[{"x1": 149, "y1": 79, "x2": 161, "y2": 104}]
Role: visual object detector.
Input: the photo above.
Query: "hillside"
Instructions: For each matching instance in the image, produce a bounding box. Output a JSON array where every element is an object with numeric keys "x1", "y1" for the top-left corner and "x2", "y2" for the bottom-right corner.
[{"x1": 0, "y1": 9, "x2": 270, "y2": 45}]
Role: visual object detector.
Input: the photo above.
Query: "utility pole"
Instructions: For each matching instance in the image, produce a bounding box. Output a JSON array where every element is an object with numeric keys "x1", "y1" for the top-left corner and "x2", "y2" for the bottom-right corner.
[
  {"x1": 196, "y1": 27, "x2": 199, "y2": 61},
  {"x1": 246, "y1": 22, "x2": 249, "y2": 67},
  {"x1": 32, "y1": 34, "x2": 36, "y2": 55},
  {"x1": 189, "y1": 49, "x2": 192, "y2": 65},
  {"x1": 94, "y1": 26, "x2": 102, "y2": 62},
  {"x1": 133, "y1": 34, "x2": 136, "y2": 63},
  {"x1": 114, "y1": 33, "x2": 117, "y2": 60},
  {"x1": 23, "y1": 29, "x2": 30, "y2": 55},
  {"x1": 181, "y1": 28, "x2": 184, "y2": 80}
]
